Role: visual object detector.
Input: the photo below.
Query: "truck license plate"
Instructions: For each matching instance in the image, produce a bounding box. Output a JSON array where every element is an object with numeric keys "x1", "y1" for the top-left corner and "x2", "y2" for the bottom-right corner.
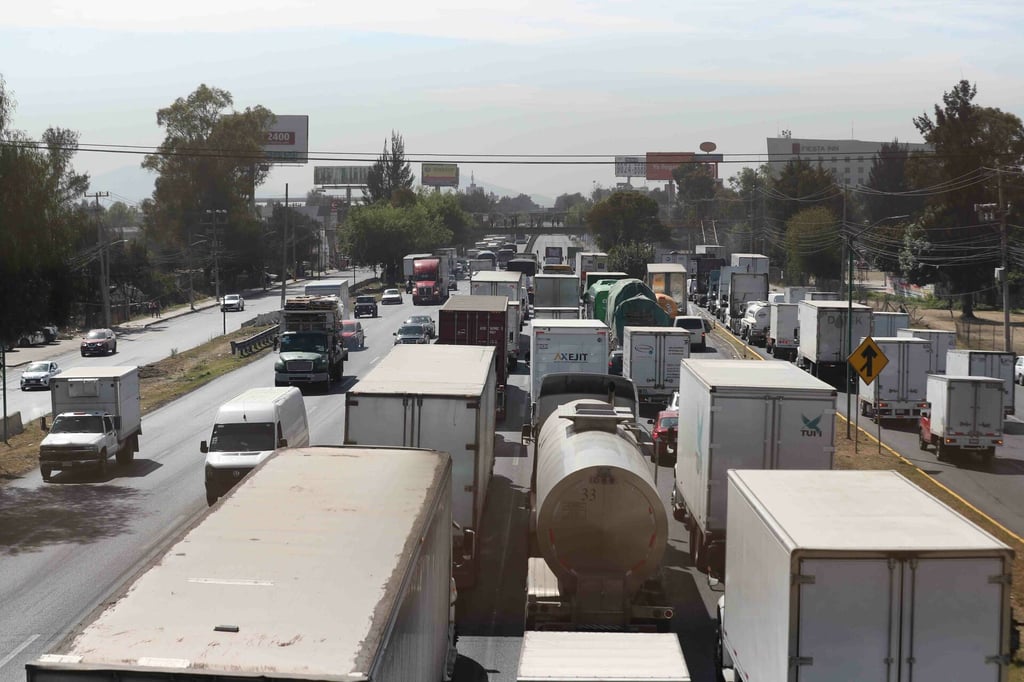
[{"x1": 969, "y1": 438, "x2": 979, "y2": 446}]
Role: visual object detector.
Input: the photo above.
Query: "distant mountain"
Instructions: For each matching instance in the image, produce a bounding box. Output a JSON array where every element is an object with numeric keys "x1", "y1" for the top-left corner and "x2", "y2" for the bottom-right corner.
[{"x1": 88, "y1": 164, "x2": 156, "y2": 204}]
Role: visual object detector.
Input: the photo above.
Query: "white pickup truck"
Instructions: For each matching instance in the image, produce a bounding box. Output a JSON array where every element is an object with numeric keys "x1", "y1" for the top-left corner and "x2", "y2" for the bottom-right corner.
[{"x1": 38, "y1": 367, "x2": 141, "y2": 481}]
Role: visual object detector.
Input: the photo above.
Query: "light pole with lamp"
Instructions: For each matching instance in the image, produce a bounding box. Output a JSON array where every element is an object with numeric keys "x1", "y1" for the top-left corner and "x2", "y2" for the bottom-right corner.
[{"x1": 844, "y1": 214, "x2": 909, "y2": 439}]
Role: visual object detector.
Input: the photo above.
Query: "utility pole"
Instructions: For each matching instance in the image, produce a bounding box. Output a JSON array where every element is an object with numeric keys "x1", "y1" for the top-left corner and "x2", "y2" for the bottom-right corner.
[
  {"x1": 998, "y1": 170, "x2": 1010, "y2": 352},
  {"x1": 86, "y1": 191, "x2": 111, "y2": 327},
  {"x1": 280, "y1": 183, "x2": 289, "y2": 310}
]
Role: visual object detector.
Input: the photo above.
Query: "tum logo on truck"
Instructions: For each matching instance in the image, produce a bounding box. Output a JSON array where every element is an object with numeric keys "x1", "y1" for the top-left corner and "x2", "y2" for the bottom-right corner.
[
  {"x1": 800, "y1": 414, "x2": 823, "y2": 437},
  {"x1": 554, "y1": 352, "x2": 589, "y2": 362}
]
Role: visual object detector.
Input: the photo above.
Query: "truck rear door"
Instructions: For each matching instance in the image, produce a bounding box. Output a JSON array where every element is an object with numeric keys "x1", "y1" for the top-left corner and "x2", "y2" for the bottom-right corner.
[
  {"x1": 771, "y1": 396, "x2": 835, "y2": 470},
  {"x1": 796, "y1": 558, "x2": 898, "y2": 682},
  {"x1": 901, "y1": 557, "x2": 1005, "y2": 681}
]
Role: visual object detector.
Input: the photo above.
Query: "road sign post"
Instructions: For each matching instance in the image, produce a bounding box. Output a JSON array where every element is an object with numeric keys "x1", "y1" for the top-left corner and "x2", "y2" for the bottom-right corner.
[{"x1": 849, "y1": 336, "x2": 888, "y2": 455}]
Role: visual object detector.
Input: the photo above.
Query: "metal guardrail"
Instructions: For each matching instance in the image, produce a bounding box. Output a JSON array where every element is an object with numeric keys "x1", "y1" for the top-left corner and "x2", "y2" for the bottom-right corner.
[{"x1": 230, "y1": 325, "x2": 279, "y2": 356}]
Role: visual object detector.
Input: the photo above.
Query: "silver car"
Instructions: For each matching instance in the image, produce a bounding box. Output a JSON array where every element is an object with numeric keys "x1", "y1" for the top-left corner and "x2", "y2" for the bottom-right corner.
[
  {"x1": 393, "y1": 324, "x2": 430, "y2": 345},
  {"x1": 404, "y1": 315, "x2": 436, "y2": 338},
  {"x1": 21, "y1": 360, "x2": 61, "y2": 391}
]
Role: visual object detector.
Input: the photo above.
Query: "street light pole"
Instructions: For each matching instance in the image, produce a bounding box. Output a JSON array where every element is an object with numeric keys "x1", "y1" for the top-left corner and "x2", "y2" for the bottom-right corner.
[{"x1": 86, "y1": 191, "x2": 111, "y2": 327}]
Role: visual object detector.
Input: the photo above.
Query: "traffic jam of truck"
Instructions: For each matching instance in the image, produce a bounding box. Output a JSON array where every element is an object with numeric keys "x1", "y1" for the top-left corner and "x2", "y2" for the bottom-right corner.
[{"x1": 23, "y1": 238, "x2": 1024, "y2": 682}]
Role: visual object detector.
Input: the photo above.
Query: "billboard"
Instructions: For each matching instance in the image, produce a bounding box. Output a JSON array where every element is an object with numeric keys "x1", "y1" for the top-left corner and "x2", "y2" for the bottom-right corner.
[
  {"x1": 263, "y1": 115, "x2": 309, "y2": 163},
  {"x1": 314, "y1": 166, "x2": 370, "y2": 185},
  {"x1": 422, "y1": 163, "x2": 459, "y2": 187},
  {"x1": 614, "y1": 155, "x2": 647, "y2": 178},
  {"x1": 645, "y1": 151, "x2": 725, "y2": 181}
]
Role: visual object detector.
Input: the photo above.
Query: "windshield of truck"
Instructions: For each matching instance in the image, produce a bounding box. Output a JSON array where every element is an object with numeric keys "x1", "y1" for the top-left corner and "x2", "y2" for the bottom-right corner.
[
  {"x1": 209, "y1": 422, "x2": 276, "y2": 452},
  {"x1": 50, "y1": 415, "x2": 103, "y2": 433},
  {"x1": 279, "y1": 333, "x2": 327, "y2": 353}
]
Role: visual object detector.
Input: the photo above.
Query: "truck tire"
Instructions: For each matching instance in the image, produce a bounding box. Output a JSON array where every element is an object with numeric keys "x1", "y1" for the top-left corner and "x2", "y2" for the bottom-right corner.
[
  {"x1": 936, "y1": 442, "x2": 947, "y2": 461},
  {"x1": 206, "y1": 489, "x2": 218, "y2": 506},
  {"x1": 97, "y1": 450, "x2": 108, "y2": 478},
  {"x1": 919, "y1": 434, "x2": 929, "y2": 451},
  {"x1": 40, "y1": 466, "x2": 52, "y2": 482},
  {"x1": 116, "y1": 444, "x2": 134, "y2": 466}
]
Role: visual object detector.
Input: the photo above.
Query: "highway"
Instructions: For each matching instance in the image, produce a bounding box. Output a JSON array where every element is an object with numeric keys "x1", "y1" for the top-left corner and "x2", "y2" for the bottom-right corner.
[{"x1": 2, "y1": 236, "x2": 1023, "y2": 682}]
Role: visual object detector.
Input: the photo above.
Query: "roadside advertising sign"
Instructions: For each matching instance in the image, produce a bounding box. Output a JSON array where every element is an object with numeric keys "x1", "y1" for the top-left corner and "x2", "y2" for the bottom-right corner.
[
  {"x1": 314, "y1": 166, "x2": 371, "y2": 185},
  {"x1": 263, "y1": 115, "x2": 309, "y2": 163},
  {"x1": 614, "y1": 155, "x2": 647, "y2": 178},
  {"x1": 422, "y1": 163, "x2": 460, "y2": 187}
]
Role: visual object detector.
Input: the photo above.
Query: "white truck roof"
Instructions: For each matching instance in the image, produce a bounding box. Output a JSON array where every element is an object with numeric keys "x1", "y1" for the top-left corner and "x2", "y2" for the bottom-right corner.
[
  {"x1": 681, "y1": 359, "x2": 835, "y2": 392},
  {"x1": 38, "y1": 446, "x2": 449, "y2": 678},
  {"x1": 471, "y1": 270, "x2": 522, "y2": 283},
  {"x1": 728, "y1": 470, "x2": 1009, "y2": 553},
  {"x1": 353, "y1": 345, "x2": 496, "y2": 395},
  {"x1": 55, "y1": 366, "x2": 137, "y2": 380},
  {"x1": 799, "y1": 300, "x2": 872, "y2": 311},
  {"x1": 442, "y1": 293, "x2": 508, "y2": 312},
  {"x1": 517, "y1": 632, "x2": 691, "y2": 682},
  {"x1": 532, "y1": 319, "x2": 607, "y2": 330}
]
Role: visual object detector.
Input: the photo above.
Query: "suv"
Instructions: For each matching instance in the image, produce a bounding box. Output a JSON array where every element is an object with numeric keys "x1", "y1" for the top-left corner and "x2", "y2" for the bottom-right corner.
[
  {"x1": 673, "y1": 315, "x2": 710, "y2": 351},
  {"x1": 81, "y1": 328, "x2": 117, "y2": 356},
  {"x1": 221, "y1": 294, "x2": 245, "y2": 312},
  {"x1": 354, "y1": 295, "x2": 378, "y2": 318}
]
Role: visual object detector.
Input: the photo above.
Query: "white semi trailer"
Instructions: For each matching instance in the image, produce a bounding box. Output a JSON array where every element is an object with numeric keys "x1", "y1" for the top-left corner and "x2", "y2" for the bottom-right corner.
[
  {"x1": 27, "y1": 446, "x2": 460, "y2": 682},
  {"x1": 720, "y1": 469, "x2": 1013, "y2": 682}
]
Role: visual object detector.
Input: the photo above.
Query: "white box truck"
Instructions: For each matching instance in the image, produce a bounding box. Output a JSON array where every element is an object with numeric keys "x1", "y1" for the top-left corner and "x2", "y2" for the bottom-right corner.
[
  {"x1": 725, "y1": 271, "x2": 768, "y2": 332},
  {"x1": 857, "y1": 336, "x2": 932, "y2": 423},
  {"x1": 720, "y1": 469, "x2": 1013, "y2": 682},
  {"x1": 672, "y1": 360, "x2": 836, "y2": 580},
  {"x1": 945, "y1": 349, "x2": 1015, "y2": 416},
  {"x1": 344, "y1": 344, "x2": 496, "y2": 589},
  {"x1": 622, "y1": 326, "x2": 690, "y2": 404},
  {"x1": 39, "y1": 366, "x2": 141, "y2": 481},
  {"x1": 471, "y1": 269, "x2": 526, "y2": 312},
  {"x1": 27, "y1": 446, "x2": 459, "y2": 682},
  {"x1": 516, "y1": 632, "x2": 691, "y2": 682},
  {"x1": 530, "y1": 319, "x2": 609, "y2": 414},
  {"x1": 729, "y1": 252, "x2": 769, "y2": 274},
  {"x1": 784, "y1": 285, "x2": 815, "y2": 303},
  {"x1": 533, "y1": 274, "x2": 579, "y2": 309},
  {"x1": 920, "y1": 374, "x2": 1004, "y2": 465},
  {"x1": 532, "y1": 306, "x2": 580, "y2": 319},
  {"x1": 871, "y1": 310, "x2": 910, "y2": 336},
  {"x1": 403, "y1": 251, "x2": 432, "y2": 279},
  {"x1": 796, "y1": 300, "x2": 872, "y2": 384},
  {"x1": 766, "y1": 302, "x2": 799, "y2": 360},
  {"x1": 896, "y1": 327, "x2": 957, "y2": 372}
]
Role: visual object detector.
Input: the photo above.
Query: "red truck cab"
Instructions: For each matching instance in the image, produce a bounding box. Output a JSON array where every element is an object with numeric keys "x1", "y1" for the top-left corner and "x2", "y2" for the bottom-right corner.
[{"x1": 413, "y1": 257, "x2": 447, "y2": 305}]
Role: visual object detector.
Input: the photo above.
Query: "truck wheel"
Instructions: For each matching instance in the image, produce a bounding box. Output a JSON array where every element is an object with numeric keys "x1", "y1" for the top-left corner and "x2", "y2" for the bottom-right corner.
[
  {"x1": 206, "y1": 490, "x2": 218, "y2": 506},
  {"x1": 688, "y1": 525, "x2": 700, "y2": 567},
  {"x1": 919, "y1": 434, "x2": 929, "y2": 451},
  {"x1": 116, "y1": 446, "x2": 134, "y2": 466},
  {"x1": 97, "y1": 451, "x2": 108, "y2": 478},
  {"x1": 936, "y1": 442, "x2": 947, "y2": 461},
  {"x1": 40, "y1": 466, "x2": 52, "y2": 482}
]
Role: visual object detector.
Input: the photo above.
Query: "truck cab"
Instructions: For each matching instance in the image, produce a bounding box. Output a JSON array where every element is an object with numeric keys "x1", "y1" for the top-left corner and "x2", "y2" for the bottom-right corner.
[
  {"x1": 274, "y1": 296, "x2": 348, "y2": 391},
  {"x1": 40, "y1": 412, "x2": 123, "y2": 480}
]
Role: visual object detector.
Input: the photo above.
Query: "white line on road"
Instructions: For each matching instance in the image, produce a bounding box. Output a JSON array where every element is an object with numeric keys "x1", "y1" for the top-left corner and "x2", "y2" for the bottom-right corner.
[{"x1": 0, "y1": 634, "x2": 40, "y2": 669}]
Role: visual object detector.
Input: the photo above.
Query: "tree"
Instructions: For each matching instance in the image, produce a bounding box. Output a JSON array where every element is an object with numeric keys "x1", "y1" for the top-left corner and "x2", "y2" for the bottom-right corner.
[
  {"x1": 672, "y1": 162, "x2": 717, "y2": 226},
  {"x1": 344, "y1": 198, "x2": 453, "y2": 283},
  {"x1": 607, "y1": 242, "x2": 655, "y2": 280},
  {"x1": 365, "y1": 131, "x2": 414, "y2": 204},
  {"x1": 0, "y1": 75, "x2": 90, "y2": 341},
  {"x1": 418, "y1": 191, "x2": 472, "y2": 247},
  {"x1": 553, "y1": 192, "x2": 588, "y2": 212},
  {"x1": 910, "y1": 80, "x2": 1024, "y2": 316},
  {"x1": 586, "y1": 191, "x2": 668, "y2": 251},
  {"x1": 863, "y1": 140, "x2": 925, "y2": 225},
  {"x1": 784, "y1": 206, "x2": 841, "y2": 285},
  {"x1": 142, "y1": 84, "x2": 275, "y2": 296}
]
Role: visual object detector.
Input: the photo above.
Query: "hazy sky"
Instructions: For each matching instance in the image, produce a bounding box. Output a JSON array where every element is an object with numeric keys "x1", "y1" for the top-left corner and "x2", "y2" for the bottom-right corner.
[{"x1": 2, "y1": 0, "x2": 1021, "y2": 207}]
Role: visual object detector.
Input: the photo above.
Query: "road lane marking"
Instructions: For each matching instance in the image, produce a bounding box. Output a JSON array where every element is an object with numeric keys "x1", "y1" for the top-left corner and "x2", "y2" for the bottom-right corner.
[{"x1": 0, "y1": 634, "x2": 40, "y2": 669}]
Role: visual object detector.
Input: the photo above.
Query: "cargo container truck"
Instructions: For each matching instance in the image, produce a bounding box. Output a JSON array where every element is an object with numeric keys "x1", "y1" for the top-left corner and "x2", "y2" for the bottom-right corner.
[
  {"x1": 470, "y1": 269, "x2": 527, "y2": 312},
  {"x1": 544, "y1": 245, "x2": 564, "y2": 264},
  {"x1": 403, "y1": 251, "x2": 433, "y2": 279},
  {"x1": 805, "y1": 290, "x2": 841, "y2": 301},
  {"x1": 575, "y1": 252, "x2": 609, "y2": 294},
  {"x1": 303, "y1": 279, "x2": 352, "y2": 317},
  {"x1": 438, "y1": 294, "x2": 509, "y2": 405},
  {"x1": 766, "y1": 302, "x2": 799, "y2": 360},
  {"x1": 857, "y1": 336, "x2": 932, "y2": 423},
  {"x1": 696, "y1": 244, "x2": 725, "y2": 258},
  {"x1": 945, "y1": 349, "x2": 1015, "y2": 416},
  {"x1": 344, "y1": 345, "x2": 496, "y2": 589},
  {"x1": 532, "y1": 306, "x2": 580, "y2": 320},
  {"x1": 533, "y1": 273, "x2": 579, "y2": 309},
  {"x1": 871, "y1": 310, "x2": 910, "y2": 336},
  {"x1": 796, "y1": 300, "x2": 872, "y2": 385},
  {"x1": 920, "y1": 374, "x2": 1004, "y2": 465},
  {"x1": 529, "y1": 320, "x2": 609, "y2": 417},
  {"x1": 523, "y1": 376, "x2": 672, "y2": 631},
  {"x1": 516, "y1": 632, "x2": 691, "y2": 682},
  {"x1": 622, "y1": 326, "x2": 690, "y2": 404},
  {"x1": 39, "y1": 366, "x2": 141, "y2": 481},
  {"x1": 468, "y1": 257, "x2": 495, "y2": 275},
  {"x1": 896, "y1": 327, "x2": 958, "y2": 373},
  {"x1": 719, "y1": 469, "x2": 1013, "y2": 682},
  {"x1": 27, "y1": 446, "x2": 460, "y2": 682},
  {"x1": 274, "y1": 295, "x2": 347, "y2": 391},
  {"x1": 507, "y1": 257, "x2": 538, "y2": 278},
  {"x1": 584, "y1": 276, "x2": 627, "y2": 320},
  {"x1": 783, "y1": 285, "x2": 816, "y2": 303},
  {"x1": 723, "y1": 270, "x2": 768, "y2": 333},
  {"x1": 729, "y1": 252, "x2": 769, "y2": 274},
  {"x1": 645, "y1": 263, "x2": 688, "y2": 308},
  {"x1": 672, "y1": 360, "x2": 836, "y2": 579}
]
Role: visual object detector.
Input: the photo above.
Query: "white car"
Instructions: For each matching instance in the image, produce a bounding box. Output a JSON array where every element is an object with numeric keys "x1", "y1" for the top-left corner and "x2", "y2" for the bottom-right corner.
[
  {"x1": 381, "y1": 288, "x2": 403, "y2": 305},
  {"x1": 21, "y1": 360, "x2": 61, "y2": 391},
  {"x1": 221, "y1": 294, "x2": 245, "y2": 312},
  {"x1": 1016, "y1": 356, "x2": 1024, "y2": 385}
]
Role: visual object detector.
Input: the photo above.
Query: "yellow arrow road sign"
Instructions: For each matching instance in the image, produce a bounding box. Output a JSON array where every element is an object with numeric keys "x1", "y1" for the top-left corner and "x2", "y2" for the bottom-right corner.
[{"x1": 850, "y1": 336, "x2": 888, "y2": 385}]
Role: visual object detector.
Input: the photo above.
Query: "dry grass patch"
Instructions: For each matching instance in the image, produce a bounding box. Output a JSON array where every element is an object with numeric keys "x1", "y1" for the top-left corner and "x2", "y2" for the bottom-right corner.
[{"x1": 0, "y1": 325, "x2": 276, "y2": 481}]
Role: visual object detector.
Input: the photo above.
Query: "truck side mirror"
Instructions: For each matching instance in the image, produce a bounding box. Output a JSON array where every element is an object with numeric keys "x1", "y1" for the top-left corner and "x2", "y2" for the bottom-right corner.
[{"x1": 200, "y1": 440, "x2": 209, "y2": 453}]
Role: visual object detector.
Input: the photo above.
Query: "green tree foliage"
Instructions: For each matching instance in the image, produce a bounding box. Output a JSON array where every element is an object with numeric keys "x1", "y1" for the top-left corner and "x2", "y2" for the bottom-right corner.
[
  {"x1": 585, "y1": 191, "x2": 668, "y2": 251},
  {"x1": 768, "y1": 160, "x2": 843, "y2": 225},
  {"x1": 418, "y1": 191, "x2": 472, "y2": 247},
  {"x1": 0, "y1": 76, "x2": 90, "y2": 341},
  {"x1": 344, "y1": 195, "x2": 457, "y2": 283},
  {"x1": 863, "y1": 140, "x2": 925, "y2": 225},
  {"x1": 142, "y1": 84, "x2": 275, "y2": 294},
  {"x1": 458, "y1": 188, "x2": 495, "y2": 216},
  {"x1": 365, "y1": 131, "x2": 414, "y2": 204},
  {"x1": 910, "y1": 80, "x2": 1024, "y2": 316},
  {"x1": 672, "y1": 162, "x2": 717, "y2": 226},
  {"x1": 607, "y1": 242, "x2": 655, "y2": 280},
  {"x1": 494, "y1": 193, "x2": 540, "y2": 215},
  {"x1": 553, "y1": 192, "x2": 588, "y2": 212},
  {"x1": 784, "y1": 206, "x2": 841, "y2": 285}
]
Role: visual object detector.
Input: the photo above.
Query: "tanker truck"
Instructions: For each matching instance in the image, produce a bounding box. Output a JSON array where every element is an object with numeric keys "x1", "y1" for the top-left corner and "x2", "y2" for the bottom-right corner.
[{"x1": 522, "y1": 373, "x2": 673, "y2": 631}]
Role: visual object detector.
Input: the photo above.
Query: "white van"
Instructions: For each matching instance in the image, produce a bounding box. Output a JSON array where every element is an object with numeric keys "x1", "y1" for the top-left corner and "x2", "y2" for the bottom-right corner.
[{"x1": 201, "y1": 387, "x2": 309, "y2": 505}]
